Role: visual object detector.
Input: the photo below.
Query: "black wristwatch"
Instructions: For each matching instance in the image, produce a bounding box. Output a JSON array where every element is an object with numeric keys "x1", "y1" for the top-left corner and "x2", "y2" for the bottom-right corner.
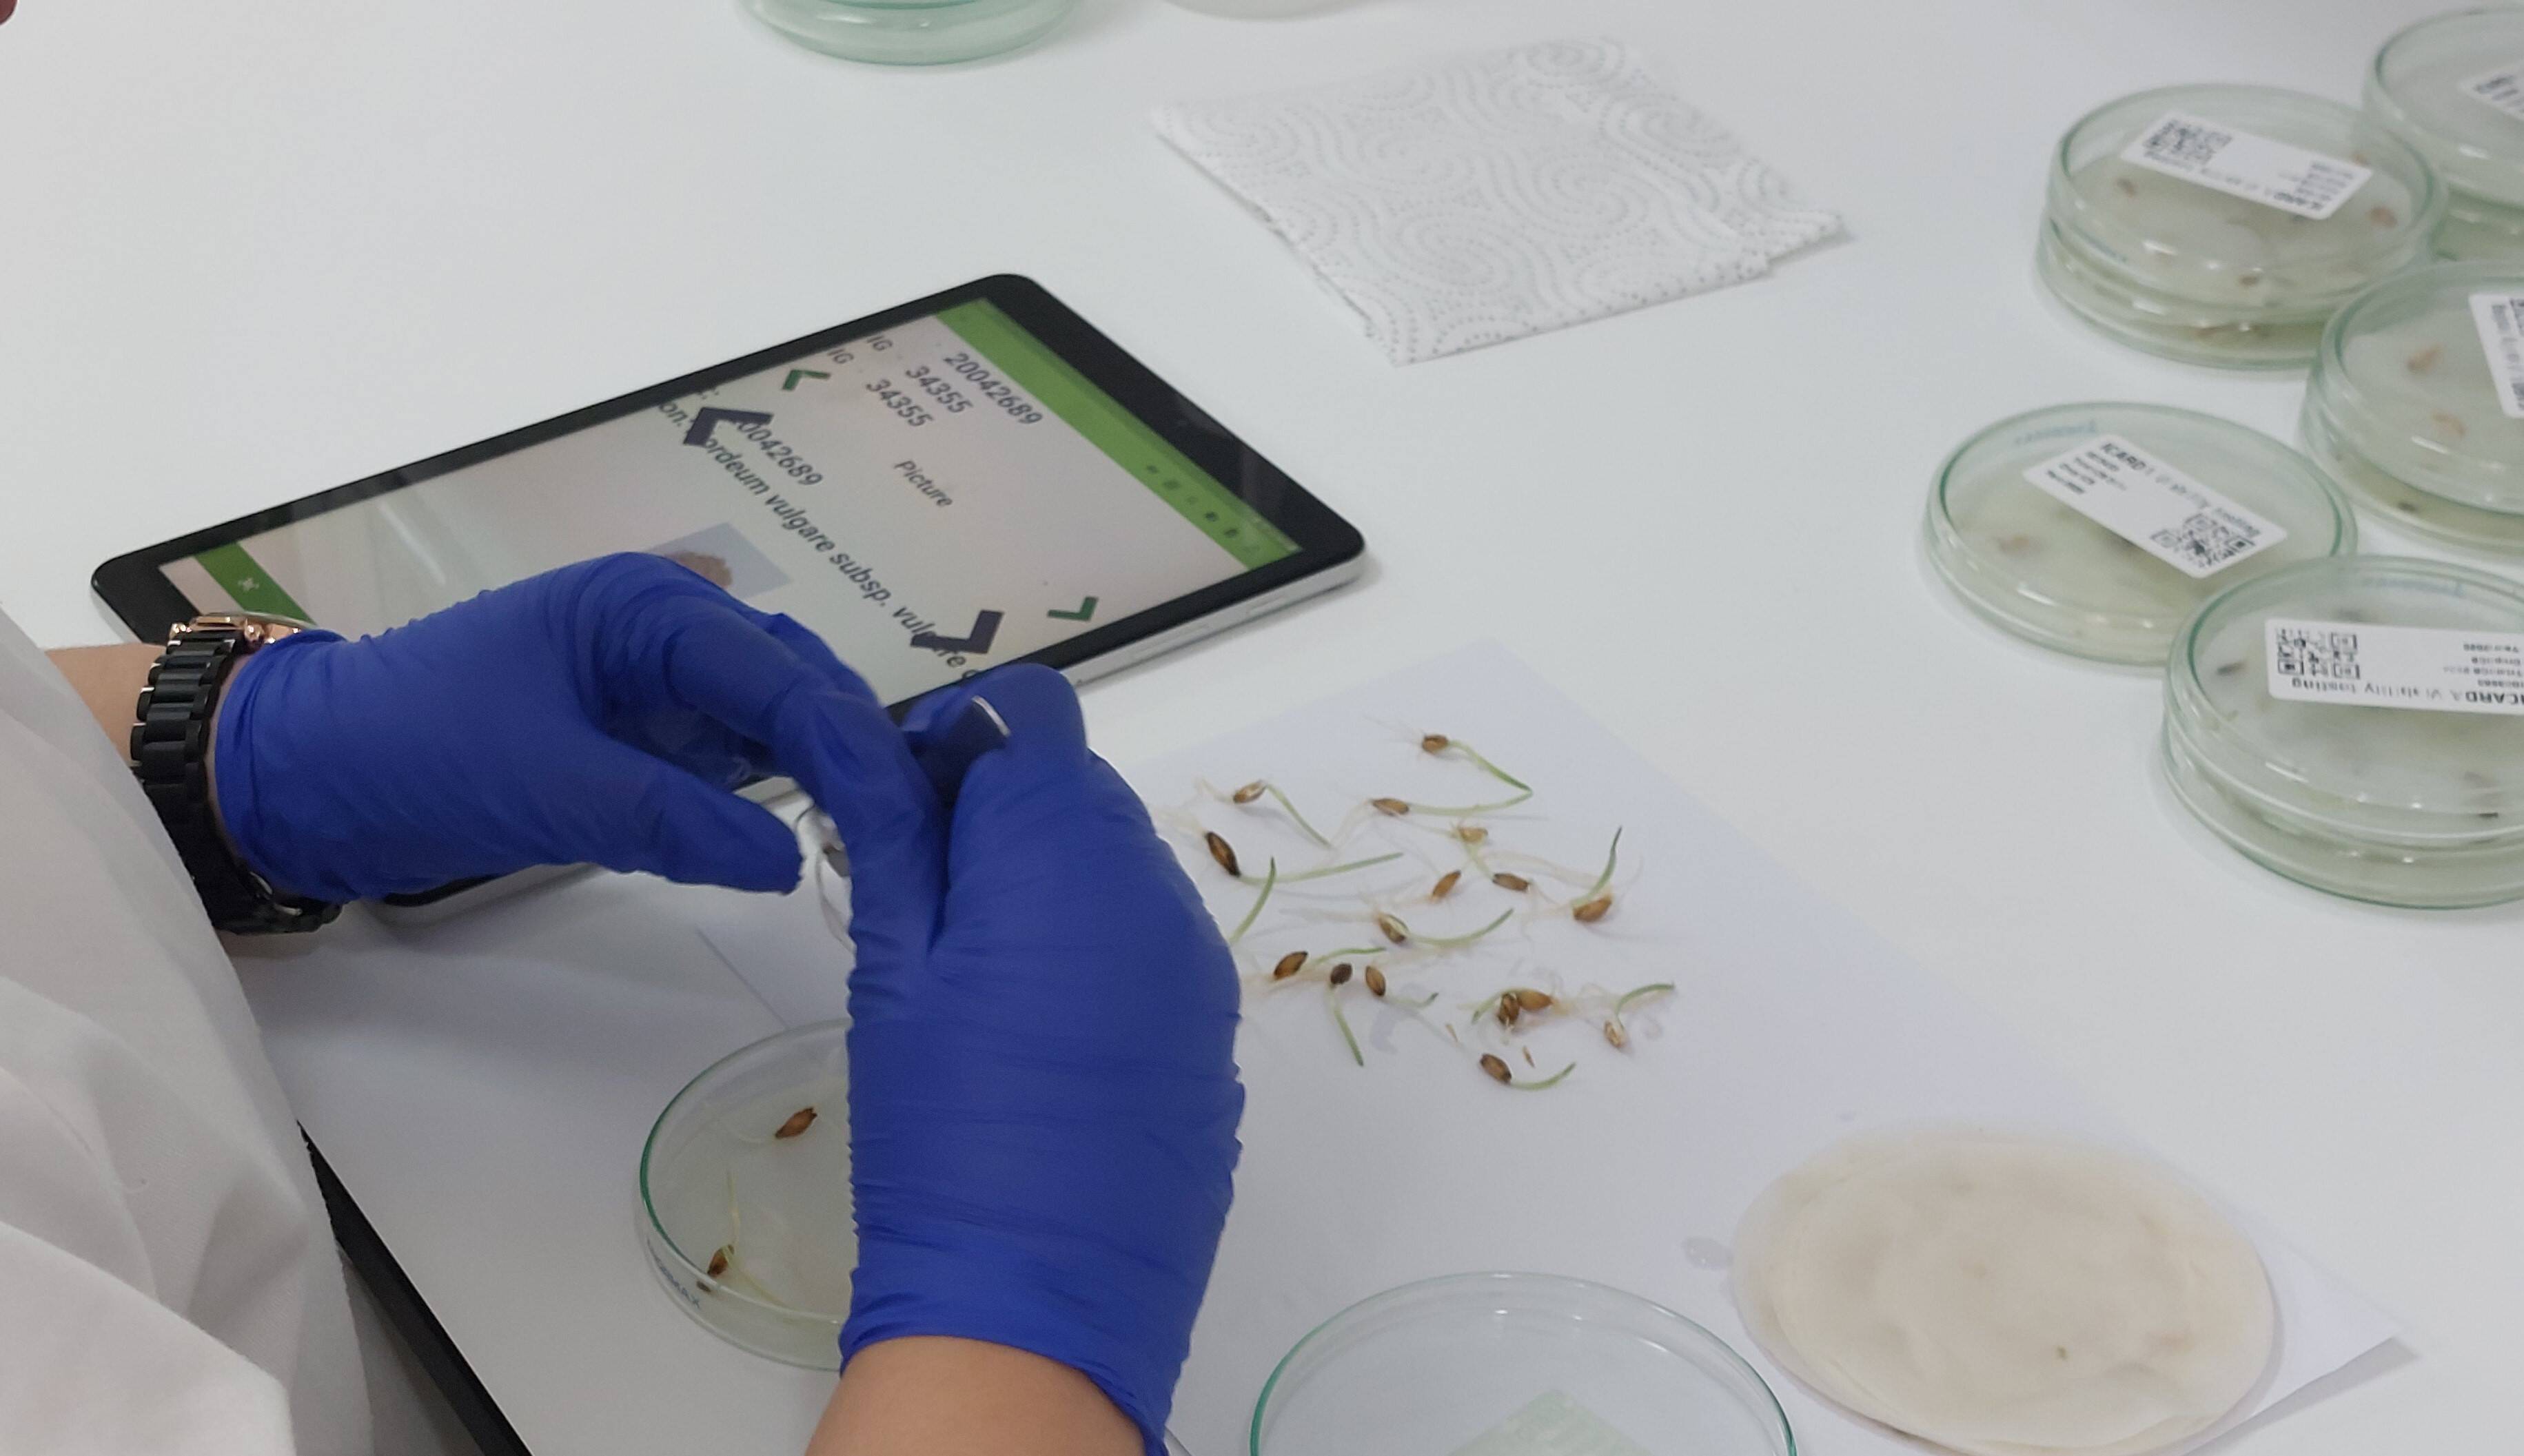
[{"x1": 131, "y1": 615, "x2": 342, "y2": 936}]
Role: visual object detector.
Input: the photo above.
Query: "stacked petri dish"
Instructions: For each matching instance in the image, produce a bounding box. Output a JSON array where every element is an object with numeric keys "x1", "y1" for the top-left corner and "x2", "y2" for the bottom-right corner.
[
  {"x1": 1926, "y1": 403, "x2": 2357, "y2": 664},
  {"x1": 746, "y1": 0, "x2": 1079, "y2": 64},
  {"x1": 2302, "y1": 260, "x2": 2524, "y2": 548},
  {"x1": 2365, "y1": 9, "x2": 2524, "y2": 262},
  {"x1": 2038, "y1": 85, "x2": 2441, "y2": 367},
  {"x1": 2161, "y1": 556, "x2": 2524, "y2": 908}
]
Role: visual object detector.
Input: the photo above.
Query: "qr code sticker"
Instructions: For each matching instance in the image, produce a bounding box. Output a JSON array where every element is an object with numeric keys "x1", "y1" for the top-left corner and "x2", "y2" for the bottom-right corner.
[
  {"x1": 2476, "y1": 294, "x2": 2524, "y2": 420},
  {"x1": 2150, "y1": 512, "x2": 2259, "y2": 572},
  {"x1": 2140, "y1": 117, "x2": 2228, "y2": 165},
  {"x1": 2274, "y1": 626, "x2": 2361, "y2": 680}
]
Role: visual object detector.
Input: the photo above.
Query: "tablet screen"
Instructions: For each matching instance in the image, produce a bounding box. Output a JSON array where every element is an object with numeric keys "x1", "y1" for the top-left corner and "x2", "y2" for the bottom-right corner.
[{"x1": 157, "y1": 299, "x2": 1299, "y2": 705}]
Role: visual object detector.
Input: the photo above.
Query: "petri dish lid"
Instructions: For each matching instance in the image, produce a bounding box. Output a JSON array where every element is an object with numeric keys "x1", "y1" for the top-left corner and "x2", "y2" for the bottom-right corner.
[
  {"x1": 2309, "y1": 260, "x2": 2524, "y2": 519},
  {"x1": 2047, "y1": 85, "x2": 2441, "y2": 309},
  {"x1": 2168, "y1": 555, "x2": 2524, "y2": 846},
  {"x1": 1250, "y1": 1273, "x2": 1793, "y2": 1456},
  {"x1": 1926, "y1": 403, "x2": 2357, "y2": 664},
  {"x1": 2368, "y1": 10, "x2": 2524, "y2": 209}
]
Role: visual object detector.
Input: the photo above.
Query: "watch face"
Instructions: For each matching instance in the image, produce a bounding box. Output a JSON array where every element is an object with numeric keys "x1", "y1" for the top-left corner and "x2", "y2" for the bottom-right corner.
[{"x1": 185, "y1": 613, "x2": 311, "y2": 648}]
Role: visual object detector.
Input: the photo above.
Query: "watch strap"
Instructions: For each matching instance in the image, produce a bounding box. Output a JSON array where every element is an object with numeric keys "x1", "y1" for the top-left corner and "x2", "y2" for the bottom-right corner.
[{"x1": 131, "y1": 626, "x2": 340, "y2": 935}]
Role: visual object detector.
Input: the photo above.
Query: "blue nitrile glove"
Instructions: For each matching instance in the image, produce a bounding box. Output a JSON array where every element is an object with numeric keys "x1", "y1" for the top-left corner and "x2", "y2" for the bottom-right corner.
[
  {"x1": 214, "y1": 552, "x2": 915, "y2": 902},
  {"x1": 837, "y1": 664, "x2": 1245, "y2": 1456}
]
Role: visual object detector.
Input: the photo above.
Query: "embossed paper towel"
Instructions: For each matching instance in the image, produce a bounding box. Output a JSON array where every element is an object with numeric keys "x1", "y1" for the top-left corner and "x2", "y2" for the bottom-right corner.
[{"x1": 1152, "y1": 39, "x2": 1841, "y2": 364}]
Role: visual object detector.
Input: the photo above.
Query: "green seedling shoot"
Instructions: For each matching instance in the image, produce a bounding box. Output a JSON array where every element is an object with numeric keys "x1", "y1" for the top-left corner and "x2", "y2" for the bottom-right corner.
[
  {"x1": 1571, "y1": 828, "x2": 1621, "y2": 922},
  {"x1": 1227, "y1": 858, "x2": 1277, "y2": 944},
  {"x1": 1375, "y1": 908, "x2": 1514, "y2": 950},
  {"x1": 1604, "y1": 981, "x2": 1673, "y2": 1049},
  {"x1": 1421, "y1": 734, "x2": 1531, "y2": 792},
  {"x1": 1230, "y1": 779, "x2": 1332, "y2": 848}
]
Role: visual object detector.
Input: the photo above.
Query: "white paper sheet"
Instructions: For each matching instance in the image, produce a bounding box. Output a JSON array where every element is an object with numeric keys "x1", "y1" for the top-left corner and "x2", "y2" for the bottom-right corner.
[
  {"x1": 684, "y1": 641, "x2": 2401, "y2": 1455},
  {"x1": 1129, "y1": 642, "x2": 2398, "y2": 1456},
  {"x1": 694, "y1": 859, "x2": 855, "y2": 1030}
]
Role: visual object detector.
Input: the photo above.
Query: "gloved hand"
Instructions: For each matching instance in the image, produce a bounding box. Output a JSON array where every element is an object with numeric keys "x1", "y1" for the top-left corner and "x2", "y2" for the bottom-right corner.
[
  {"x1": 837, "y1": 664, "x2": 1245, "y2": 1456},
  {"x1": 214, "y1": 552, "x2": 912, "y2": 902}
]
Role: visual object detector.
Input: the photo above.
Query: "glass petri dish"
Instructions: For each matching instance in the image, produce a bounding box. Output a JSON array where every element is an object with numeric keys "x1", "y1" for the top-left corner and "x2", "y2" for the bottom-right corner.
[
  {"x1": 1250, "y1": 1273, "x2": 1793, "y2": 1456},
  {"x1": 746, "y1": 0, "x2": 1079, "y2": 65},
  {"x1": 2038, "y1": 85, "x2": 2442, "y2": 367},
  {"x1": 1925, "y1": 402, "x2": 2357, "y2": 664},
  {"x1": 2162, "y1": 555, "x2": 2524, "y2": 908},
  {"x1": 640, "y1": 1020, "x2": 855, "y2": 1367},
  {"x1": 1167, "y1": 0, "x2": 1347, "y2": 12},
  {"x1": 2302, "y1": 260, "x2": 2524, "y2": 549},
  {"x1": 2367, "y1": 10, "x2": 2524, "y2": 262}
]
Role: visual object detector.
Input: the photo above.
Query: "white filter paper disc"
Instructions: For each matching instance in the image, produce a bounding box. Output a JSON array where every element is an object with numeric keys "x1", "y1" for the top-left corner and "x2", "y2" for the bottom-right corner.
[{"x1": 1731, "y1": 1128, "x2": 2274, "y2": 1456}]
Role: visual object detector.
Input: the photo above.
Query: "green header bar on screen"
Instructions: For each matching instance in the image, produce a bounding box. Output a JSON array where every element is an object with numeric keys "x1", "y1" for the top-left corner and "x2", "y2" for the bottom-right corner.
[
  {"x1": 936, "y1": 300, "x2": 1299, "y2": 571},
  {"x1": 192, "y1": 543, "x2": 311, "y2": 620}
]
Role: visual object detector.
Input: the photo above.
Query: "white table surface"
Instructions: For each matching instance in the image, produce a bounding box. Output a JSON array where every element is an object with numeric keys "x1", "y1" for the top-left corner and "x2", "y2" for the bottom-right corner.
[{"x1": 4, "y1": 1, "x2": 2518, "y2": 1453}]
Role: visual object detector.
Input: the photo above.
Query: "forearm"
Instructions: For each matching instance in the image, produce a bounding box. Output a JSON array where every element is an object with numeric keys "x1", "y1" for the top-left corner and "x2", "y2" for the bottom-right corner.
[
  {"x1": 808, "y1": 1338, "x2": 1140, "y2": 1456},
  {"x1": 48, "y1": 644, "x2": 161, "y2": 752}
]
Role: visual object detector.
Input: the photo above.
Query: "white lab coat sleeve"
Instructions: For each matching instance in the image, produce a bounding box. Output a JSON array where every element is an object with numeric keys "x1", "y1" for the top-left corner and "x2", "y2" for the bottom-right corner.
[{"x1": 0, "y1": 609, "x2": 371, "y2": 1456}]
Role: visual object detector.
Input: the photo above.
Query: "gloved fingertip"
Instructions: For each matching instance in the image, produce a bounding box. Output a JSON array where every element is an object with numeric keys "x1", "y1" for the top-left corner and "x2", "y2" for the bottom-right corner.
[
  {"x1": 709, "y1": 839, "x2": 807, "y2": 894},
  {"x1": 776, "y1": 690, "x2": 946, "y2": 956},
  {"x1": 938, "y1": 664, "x2": 1085, "y2": 764},
  {"x1": 759, "y1": 611, "x2": 886, "y2": 709},
  {"x1": 626, "y1": 767, "x2": 804, "y2": 892},
  {"x1": 898, "y1": 683, "x2": 967, "y2": 738}
]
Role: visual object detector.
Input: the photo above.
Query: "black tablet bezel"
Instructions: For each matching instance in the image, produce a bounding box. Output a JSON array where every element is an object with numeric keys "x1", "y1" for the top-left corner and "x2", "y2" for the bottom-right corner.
[{"x1": 92, "y1": 274, "x2": 1363, "y2": 668}]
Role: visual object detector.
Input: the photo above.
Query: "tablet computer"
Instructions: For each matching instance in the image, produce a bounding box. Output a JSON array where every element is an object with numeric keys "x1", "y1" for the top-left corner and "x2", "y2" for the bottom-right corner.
[{"x1": 94, "y1": 274, "x2": 1363, "y2": 710}]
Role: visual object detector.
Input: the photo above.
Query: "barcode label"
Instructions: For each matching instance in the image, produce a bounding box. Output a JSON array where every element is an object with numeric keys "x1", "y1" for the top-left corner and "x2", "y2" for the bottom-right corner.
[
  {"x1": 2021, "y1": 434, "x2": 2286, "y2": 580},
  {"x1": 2121, "y1": 112, "x2": 2372, "y2": 220},
  {"x1": 2472, "y1": 292, "x2": 2524, "y2": 421},
  {"x1": 2463, "y1": 63, "x2": 2524, "y2": 123},
  {"x1": 2266, "y1": 618, "x2": 2524, "y2": 716}
]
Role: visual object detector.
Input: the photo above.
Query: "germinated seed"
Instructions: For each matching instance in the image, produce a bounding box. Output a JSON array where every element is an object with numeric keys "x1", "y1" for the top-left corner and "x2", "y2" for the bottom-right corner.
[
  {"x1": 1431, "y1": 870, "x2": 1461, "y2": 900},
  {"x1": 1205, "y1": 832, "x2": 1241, "y2": 878},
  {"x1": 1328, "y1": 962, "x2": 1353, "y2": 987},
  {"x1": 1272, "y1": 951, "x2": 1307, "y2": 981},
  {"x1": 1376, "y1": 912, "x2": 1408, "y2": 944},
  {"x1": 707, "y1": 1247, "x2": 731, "y2": 1279},
  {"x1": 1370, "y1": 797, "x2": 1412, "y2": 817},
  {"x1": 774, "y1": 1107, "x2": 818, "y2": 1139},
  {"x1": 1364, "y1": 965, "x2": 1387, "y2": 997},
  {"x1": 1492, "y1": 872, "x2": 1531, "y2": 892},
  {"x1": 1572, "y1": 894, "x2": 1613, "y2": 923},
  {"x1": 1496, "y1": 996, "x2": 1521, "y2": 1027},
  {"x1": 1479, "y1": 1054, "x2": 1513, "y2": 1085},
  {"x1": 1421, "y1": 734, "x2": 1450, "y2": 754},
  {"x1": 1456, "y1": 824, "x2": 1489, "y2": 845},
  {"x1": 1512, "y1": 988, "x2": 1553, "y2": 1013},
  {"x1": 1232, "y1": 781, "x2": 1265, "y2": 804},
  {"x1": 1603, "y1": 1020, "x2": 1629, "y2": 1049}
]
